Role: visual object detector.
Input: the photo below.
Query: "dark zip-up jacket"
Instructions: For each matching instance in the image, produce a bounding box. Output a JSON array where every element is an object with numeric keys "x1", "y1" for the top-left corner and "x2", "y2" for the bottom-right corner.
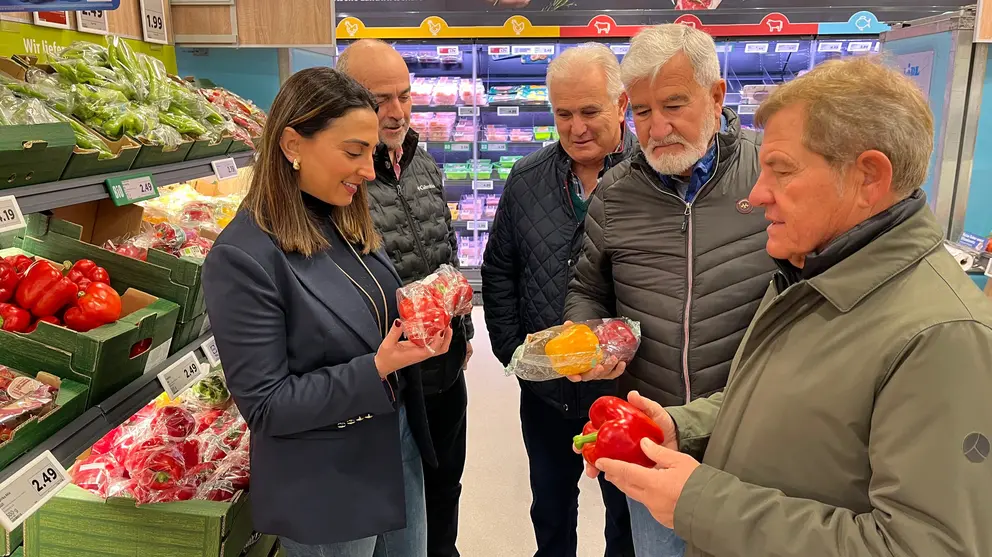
[
  {"x1": 367, "y1": 129, "x2": 473, "y2": 395},
  {"x1": 482, "y1": 130, "x2": 639, "y2": 418},
  {"x1": 565, "y1": 109, "x2": 777, "y2": 407}
]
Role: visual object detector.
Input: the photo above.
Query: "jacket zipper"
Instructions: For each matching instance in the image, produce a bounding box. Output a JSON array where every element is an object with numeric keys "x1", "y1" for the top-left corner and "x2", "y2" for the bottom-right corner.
[
  {"x1": 651, "y1": 142, "x2": 720, "y2": 404},
  {"x1": 393, "y1": 179, "x2": 432, "y2": 277}
]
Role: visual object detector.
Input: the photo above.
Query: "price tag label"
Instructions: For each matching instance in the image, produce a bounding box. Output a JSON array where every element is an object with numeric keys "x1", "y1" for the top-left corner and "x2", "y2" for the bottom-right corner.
[
  {"x1": 467, "y1": 221, "x2": 489, "y2": 231},
  {"x1": 211, "y1": 157, "x2": 239, "y2": 181},
  {"x1": 445, "y1": 143, "x2": 470, "y2": 152},
  {"x1": 610, "y1": 44, "x2": 630, "y2": 55},
  {"x1": 0, "y1": 451, "x2": 69, "y2": 532},
  {"x1": 140, "y1": 0, "x2": 168, "y2": 45},
  {"x1": 201, "y1": 336, "x2": 221, "y2": 368},
  {"x1": 483, "y1": 143, "x2": 507, "y2": 151},
  {"x1": 497, "y1": 106, "x2": 520, "y2": 117},
  {"x1": 511, "y1": 45, "x2": 538, "y2": 55},
  {"x1": 76, "y1": 10, "x2": 109, "y2": 35},
  {"x1": 488, "y1": 45, "x2": 510, "y2": 56},
  {"x1": 457, "y1": 106, "x2": 479, "y2": 117},
  {"x1": 959, "y1": 232, "x2": 987, "y2": 252},
  {"x1": 0, "y1": 196, "x2": 26, "y2": 234},
  {"x1": 144, "y1": 339, "x2": 172, "y2": 373},
  {"x1": 533, "y1": 45, "x2": 555, "y2": 56},
  {"x1": 847, "y1": 41, "x2": 873, "y2": 53},
  {"x1": 105, "y1": 174, "x2": 158, "y2": 206},
  {"x1": 436, "y1": 46, "x2": 460, "y2": 56},
  {"x1": 477, "y1": 180, "x2": 494, "y2": 191},
  {"x1": 158, "y1": 351, "x2": 206, "y2": 399},
  {"x1": 818, "y1": 42, "x2": 843, "y2": 53},
  {"x1": 744, "y1": 43, "x2": 769, "y2": 54},
  {"x1": 775, "y1": 42, "x2": 800, "y2": 53}
]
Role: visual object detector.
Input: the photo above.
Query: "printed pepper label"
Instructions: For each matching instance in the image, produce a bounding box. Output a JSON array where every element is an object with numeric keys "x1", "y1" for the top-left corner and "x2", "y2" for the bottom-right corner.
[{"x1": 7, "y1": 376, "x2": 45, "y2": 399}]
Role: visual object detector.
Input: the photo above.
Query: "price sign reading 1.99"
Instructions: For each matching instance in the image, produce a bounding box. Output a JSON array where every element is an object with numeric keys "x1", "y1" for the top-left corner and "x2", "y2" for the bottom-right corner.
[{"x1": 140, "y1": 0, "x2": 168, "y2": 45}]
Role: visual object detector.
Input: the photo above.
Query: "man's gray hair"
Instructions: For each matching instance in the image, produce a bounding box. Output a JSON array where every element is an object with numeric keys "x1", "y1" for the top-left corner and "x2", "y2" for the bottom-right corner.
[
  {"x1": 547, "y1": 42, "x2": 624, "y2": 101},
  {"x1": 620, "y1": 24, "x2": 721, "y2": 89}
]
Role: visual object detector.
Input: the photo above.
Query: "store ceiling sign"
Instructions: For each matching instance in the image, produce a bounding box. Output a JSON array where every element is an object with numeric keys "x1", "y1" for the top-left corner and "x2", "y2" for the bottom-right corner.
[
  {"x1": 335, "y1": 15, "x2": 557, "y2": 39},
  {"x1": 32, "y1": 11, "x2": 70, "y2": 30},
  {"x1": 559, "y1": 15, "x2": 643, "y2": 38},
  {"x1": 0, "y1": 0, "x2": 120, "y2": 11},
  {"x1": 817, "y1": 11, "x2": 889, "y2": 35}
]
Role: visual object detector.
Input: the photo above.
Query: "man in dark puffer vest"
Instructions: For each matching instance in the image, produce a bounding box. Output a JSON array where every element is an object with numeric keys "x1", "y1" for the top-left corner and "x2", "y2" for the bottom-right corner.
[
  {"x1": 482, "y1": 44, "x2": 638, "y2": 557},
  {"x1": 564, "y1": 25, "x2": 777, "y2": 557},
  {"x1": 339, "y1": 40, "x2": 474, "y2": 557}
]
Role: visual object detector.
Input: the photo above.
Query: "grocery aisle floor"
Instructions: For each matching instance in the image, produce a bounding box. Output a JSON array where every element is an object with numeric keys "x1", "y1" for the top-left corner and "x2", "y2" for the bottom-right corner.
[{"x1": 456, "y1": 307, "x2": 608, "y2": 557}]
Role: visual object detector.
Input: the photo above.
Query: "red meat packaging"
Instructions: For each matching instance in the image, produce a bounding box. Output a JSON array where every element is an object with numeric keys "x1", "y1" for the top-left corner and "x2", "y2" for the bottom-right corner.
[{"x1": 396, "y1": 264, "x2": 473, "y2": 351}]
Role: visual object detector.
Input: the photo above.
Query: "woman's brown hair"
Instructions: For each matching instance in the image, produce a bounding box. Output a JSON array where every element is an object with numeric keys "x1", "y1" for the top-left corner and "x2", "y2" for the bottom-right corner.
[{"x1": 242, "y1": 67, "x2": 382, "y2": 256}]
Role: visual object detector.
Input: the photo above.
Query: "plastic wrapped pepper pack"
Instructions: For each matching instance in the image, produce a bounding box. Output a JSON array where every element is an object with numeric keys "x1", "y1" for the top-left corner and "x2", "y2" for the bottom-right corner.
[
  {"x1": 396, "y1": 264, "x2": 474, "y2": 351},
  {"x1": 505, "y1": 318, "x2": 642, "y2": 382}
]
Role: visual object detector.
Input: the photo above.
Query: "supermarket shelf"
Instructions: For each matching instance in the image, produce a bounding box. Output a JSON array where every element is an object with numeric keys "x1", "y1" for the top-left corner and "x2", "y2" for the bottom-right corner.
[
  {"x1": 4, "y1": 151, "x2": 255, "y2": 214},
  {"x1": 444, "y1": 179, "x2": 506, "y2": 188},
  {"x1": 0, "y1": 331, "x2": 213, "y2": 483},
  {"x1": 425, "y1": 141, "x2": 550, "y2": 150},
  {"x1": 413, "y1": 104, "x2": 550, "y2": 114}
]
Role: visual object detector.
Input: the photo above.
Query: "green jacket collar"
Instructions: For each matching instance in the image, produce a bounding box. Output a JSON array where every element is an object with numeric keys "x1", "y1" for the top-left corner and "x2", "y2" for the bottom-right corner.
[{"x1": 808, "y1": 198, "x2": 944, "y2": 313}]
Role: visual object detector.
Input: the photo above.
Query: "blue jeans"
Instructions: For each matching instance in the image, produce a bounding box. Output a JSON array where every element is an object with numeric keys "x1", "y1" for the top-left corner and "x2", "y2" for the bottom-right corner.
[
  {"x1": 628, "y1": 498, "x2": 686, "y2": 557},
  {"x1": 280, "y1": 405, "x2": 427, "y2": 557}
]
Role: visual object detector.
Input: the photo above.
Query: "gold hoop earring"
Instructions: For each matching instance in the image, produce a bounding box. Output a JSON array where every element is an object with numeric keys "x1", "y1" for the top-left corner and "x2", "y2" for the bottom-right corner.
[{"x1": 292, "y1": 159, "x2": 301, "y2": 171}]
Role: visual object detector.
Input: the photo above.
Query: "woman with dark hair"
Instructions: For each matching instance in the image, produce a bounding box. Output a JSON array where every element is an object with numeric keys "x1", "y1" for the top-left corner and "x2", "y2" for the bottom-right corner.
[{"x1": 202, "y1": 67, "x2": 450, "y2": 557}]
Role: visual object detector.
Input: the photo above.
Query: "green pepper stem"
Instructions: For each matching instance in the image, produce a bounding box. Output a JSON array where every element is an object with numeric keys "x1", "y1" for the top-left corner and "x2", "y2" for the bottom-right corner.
[{"x1": 573, "y1": 431, "x2": 598, "y2": 450}]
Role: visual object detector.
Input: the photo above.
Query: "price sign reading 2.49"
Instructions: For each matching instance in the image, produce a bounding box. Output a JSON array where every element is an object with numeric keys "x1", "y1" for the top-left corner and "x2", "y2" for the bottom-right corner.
[
  {"x1": 158, "y1": 352, "x2": 206, "y2": 399},
  {"x1": 0, "y1": 451, "x2": 69, "y2": 531},
  {"x1": 140, "y1": 0, "x2": 168, "y2": 45},
  {"x1": 105, "y1": 173, "x2": 158, "y2": 207}
]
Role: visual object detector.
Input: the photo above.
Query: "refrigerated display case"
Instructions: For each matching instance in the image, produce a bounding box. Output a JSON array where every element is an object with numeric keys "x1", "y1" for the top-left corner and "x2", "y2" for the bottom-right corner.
[{"x1": 338, "y1": 34, "x2": 880, "y2": 279}]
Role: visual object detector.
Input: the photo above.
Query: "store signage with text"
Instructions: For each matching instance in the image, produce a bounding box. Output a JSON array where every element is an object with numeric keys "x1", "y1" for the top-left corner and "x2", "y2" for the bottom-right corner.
[
  {"x1": 32, "y1": 11, "x2": 70, "y2": 30},
  {"x1": 0, "y1": 0, "x2": 120, "y2": 12},
  {"x1": 140, "y1": 0, "x2": 168, "y2": 45},
  {"x1": 76, "y1": 10, "x2": 109, "y2": 35}
]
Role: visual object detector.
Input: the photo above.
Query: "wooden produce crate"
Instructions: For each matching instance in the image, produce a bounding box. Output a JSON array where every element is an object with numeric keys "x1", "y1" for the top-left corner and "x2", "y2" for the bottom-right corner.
[
  {"x1": 23, "y1": 485, "x2": 253, "y2": 557},
  {"x1": 0, "y1": 246, "x2": 180, "y2": 407},
  {"x1": 19, "y1": 211, "x2": 206, "y2": 323}
]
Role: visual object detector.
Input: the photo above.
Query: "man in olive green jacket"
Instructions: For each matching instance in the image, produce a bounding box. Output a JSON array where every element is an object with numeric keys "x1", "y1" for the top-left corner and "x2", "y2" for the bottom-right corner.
[{"x1": 591, "y1": 57, "x2": 992, "y2": 557}]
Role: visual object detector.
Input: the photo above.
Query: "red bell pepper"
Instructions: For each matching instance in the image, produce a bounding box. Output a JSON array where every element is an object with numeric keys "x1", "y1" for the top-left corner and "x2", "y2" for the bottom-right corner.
[
  {"x1": 573, "y1": 396, "x2": 666, "y2": 468},
  {"x1": 63, "y1": 282, "x2": 122, "y2": 332},
  {"x1": 3, "y1": 255, "x2": 34, "y2": 278},
  {"x1": 66, "y1": 259, "x2": 110, "y2": 290},
  {"x1": 25, "y1": 315, "x2": 60, "y2": 334},
  {"x1": 0, "y1": 261, "x2": 18, "y2": 304},
  {"x1": 130, "y1": 445, "x2": 186, "y2": 491},
  {"x1": 15, "y1": 261, "x2": 79, "y2": 318},
  {"x1": 0, "y1": 303, "x2": 31, "y2": 333}
]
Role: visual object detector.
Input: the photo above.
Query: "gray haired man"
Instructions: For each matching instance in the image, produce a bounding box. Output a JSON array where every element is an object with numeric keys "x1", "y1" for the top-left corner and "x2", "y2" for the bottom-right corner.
[
  {"x1": 482, "y1": 43, "x2": 638, "y2": 557},
  {"x1": 565, "y1": 25, "x2": 777, "y2": 557}
]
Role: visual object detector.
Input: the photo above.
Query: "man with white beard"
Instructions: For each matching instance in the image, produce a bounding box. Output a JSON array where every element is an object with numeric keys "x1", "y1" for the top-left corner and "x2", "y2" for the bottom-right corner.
[{"x1": 564, "y1": 24, "x2": 777, "y2": 556}]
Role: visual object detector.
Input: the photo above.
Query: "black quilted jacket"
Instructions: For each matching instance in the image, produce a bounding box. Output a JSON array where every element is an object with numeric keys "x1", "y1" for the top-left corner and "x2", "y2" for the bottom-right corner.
[
  {"x1": 366, "y1": 129, "x2": 473, "y2": 396},
  {"x1": 565, "y1": 109, "x2": 778, "y2": 407},
  {"x1": 481, "y1": 131, "x2": 639, "y2": 418}
]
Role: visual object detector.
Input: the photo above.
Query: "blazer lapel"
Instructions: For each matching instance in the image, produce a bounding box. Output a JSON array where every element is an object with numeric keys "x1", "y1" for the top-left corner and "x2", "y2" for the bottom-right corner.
[{"x1": 285, "y1": 251, "x2": 384, "y2": 352}]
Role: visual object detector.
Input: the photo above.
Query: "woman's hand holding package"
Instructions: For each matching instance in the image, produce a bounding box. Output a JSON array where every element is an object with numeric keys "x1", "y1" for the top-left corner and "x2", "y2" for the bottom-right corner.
[{"x1": 374, "y1": 319, "x2": 452, "y2": 378}]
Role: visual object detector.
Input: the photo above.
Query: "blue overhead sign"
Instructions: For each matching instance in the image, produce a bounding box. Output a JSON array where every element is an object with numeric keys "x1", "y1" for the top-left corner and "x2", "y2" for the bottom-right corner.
[
  {"x1": 0, "y1": 0, "x2": 120, "y2": 12},
  {"x1": 817, "y1": 11, "x2": 890, "y2": 35}
]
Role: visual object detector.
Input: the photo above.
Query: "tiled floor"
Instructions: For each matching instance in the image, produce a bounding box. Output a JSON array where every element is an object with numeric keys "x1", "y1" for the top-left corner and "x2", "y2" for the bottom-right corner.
[{"x1": 455, "y1": 307, "x2": 608, "y2": 557}]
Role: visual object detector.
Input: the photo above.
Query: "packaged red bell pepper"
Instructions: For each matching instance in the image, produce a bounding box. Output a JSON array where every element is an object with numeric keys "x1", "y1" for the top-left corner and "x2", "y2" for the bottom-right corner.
[
  {"x1": 0, "y1": 367, "x2": 59, "y2": 442},
  {"x1": 129, "y1": 444, "x2": 187, "y2": 491},
  {"x1": 72, "y1": 453, "x2": 126, "y2": 498},
  {"x1": 149, "y1": 405, "x2": 196, "y2": 441},
  {"x1": 573, "y1": 396, "x2": 666, "y2": 468},
  {"x1": 66, "y1": 259, "x2": 111, "y2": 290},
  {"x1": 0, "y1": 303, "x2": 31, "y2": 333},
  {"x1": 396, "y1": 264, "x2": 473, "y2": 350},
  {"x1": 0, "y1": 260, "x2": 19, "y2": 303},
  {"x1": 64, "y1": 282, "x2": 123, "y2": 332},
  {"x1": 14, "y1": 260, "x2": 79, "y2": 318},
  {"x1": 505, "y1": 318, "x2": 642, "y2": 382}
]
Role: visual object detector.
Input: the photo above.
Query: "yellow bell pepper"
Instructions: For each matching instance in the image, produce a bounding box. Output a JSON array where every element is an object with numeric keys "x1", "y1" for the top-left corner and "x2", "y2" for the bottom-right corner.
[{"x1": 545, "y1": 324, "x2": 602, "y2": 376}]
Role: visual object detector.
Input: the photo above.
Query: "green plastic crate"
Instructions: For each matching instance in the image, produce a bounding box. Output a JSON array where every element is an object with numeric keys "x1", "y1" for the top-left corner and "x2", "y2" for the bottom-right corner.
[
  {"x1": 187, "y1": 137, "x2": 234, "y2": 161},
  {"x1": 0, "y1": 123, "x2": 75, "y2": 189},
  {"x1": 130, "y1": 137, "x2": 195, "y2": 170}
]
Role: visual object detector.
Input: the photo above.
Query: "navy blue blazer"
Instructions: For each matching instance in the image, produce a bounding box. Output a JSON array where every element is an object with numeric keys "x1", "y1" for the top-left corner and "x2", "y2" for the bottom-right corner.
[{"x1": 202, "y1": 209, "x2": 436, "y2": 545}]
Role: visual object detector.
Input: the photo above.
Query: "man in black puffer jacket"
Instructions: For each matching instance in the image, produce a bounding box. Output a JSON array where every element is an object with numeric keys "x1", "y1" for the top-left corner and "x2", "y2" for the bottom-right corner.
[
  {"x1": 340, "y1": 40, "x2": 473, "y2": 557},
  {"x1": 482, "y1": 44, "x2": 638, "y2": 557}
]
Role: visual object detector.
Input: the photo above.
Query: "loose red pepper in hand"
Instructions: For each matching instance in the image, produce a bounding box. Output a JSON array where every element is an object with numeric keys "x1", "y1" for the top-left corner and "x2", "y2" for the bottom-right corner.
[
  {"x1": 66, "y1": 259, "x2": 110, "y2": 290},
  {"x1": 64, "y1": 282, "x2": 122, "y2": 332},
  {"x1": 573, "y1": 396, "x2": 666, "y2": 468},
  {"x1": 0, "y1": 303, "x2": 31, "y2": 333},
  {"x1": 0, "y1": 261, "x2": 18, "y2": 304},
  {"x1": 15, "y1": 261, "x2": 79, "y2": 318},
  {"x1": 25, "y1": 315, "x2": 60, "y2": 334},
  {"x1": 3, "y1": 255, "x2": 34, "y2": 278}
]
